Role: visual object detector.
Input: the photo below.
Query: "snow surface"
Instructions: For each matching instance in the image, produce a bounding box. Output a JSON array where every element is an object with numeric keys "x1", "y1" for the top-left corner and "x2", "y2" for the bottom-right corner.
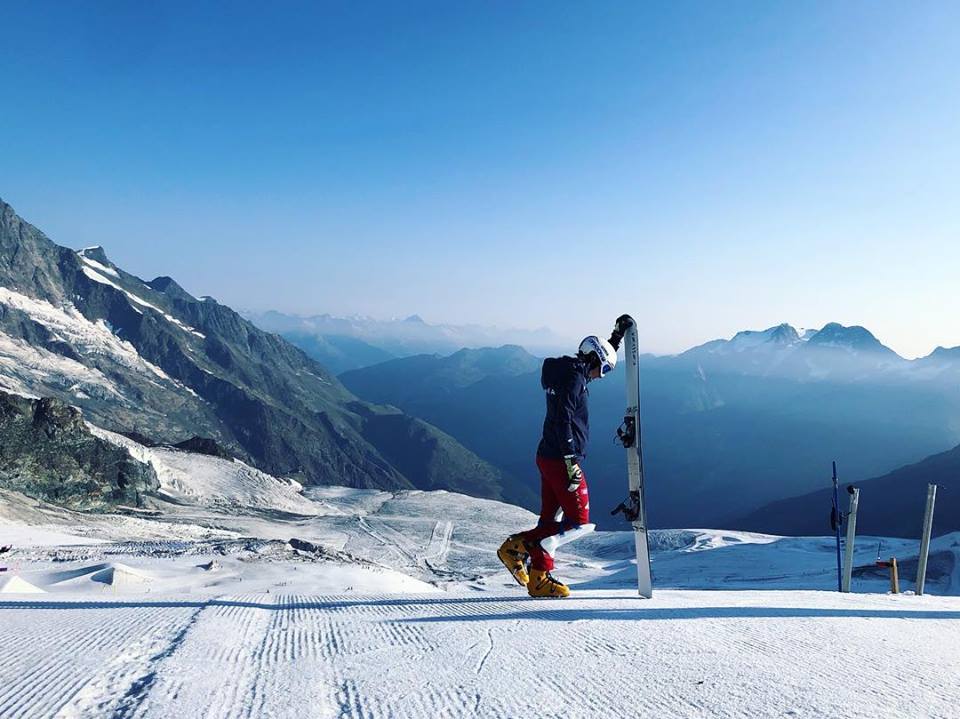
[
  {"x1": 90, "y1": 425, "x2": 335, "y2": 517},
  {"x1": 0, "y1": 440, "x2": 958, "y2": 718}
]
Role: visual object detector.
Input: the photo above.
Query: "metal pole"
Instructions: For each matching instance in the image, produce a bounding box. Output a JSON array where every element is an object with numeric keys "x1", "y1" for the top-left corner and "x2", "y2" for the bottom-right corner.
[
  {"x1": 916, "y1": 483, "x2": 938, "y2": 596},
  {"x1": 841, "y1": 486, "x2": 860, "y2": 593}
]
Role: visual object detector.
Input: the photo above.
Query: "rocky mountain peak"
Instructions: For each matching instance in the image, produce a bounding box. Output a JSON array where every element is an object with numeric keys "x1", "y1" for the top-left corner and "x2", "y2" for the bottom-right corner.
[
  {"x1": 807, "y1": 323, "x2": 890, "y2": 353},
  {"x1": 728, "y1": 323, "x2": 801, "y2": 349},
  {"x1": 767, "y1": 323, "x2": 801, "y2": 344},
  {"x1": 78, "y1": 246, "x2": 111, "y2": 265},
  {"x1": 148, "y1": 276, "x2": 195, "y2": 302},
  {"x1": 0, "y1": 197, "x2": 510, "y2": 505}
]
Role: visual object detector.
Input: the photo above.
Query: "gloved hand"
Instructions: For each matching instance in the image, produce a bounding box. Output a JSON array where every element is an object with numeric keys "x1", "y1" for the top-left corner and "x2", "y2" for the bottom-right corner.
[
  {"x1": 608, "y1": 314, "x2": 634, "y2": 351},
  {"x1": 563, "y1": 455, "x2": 583, "y2": 492}
]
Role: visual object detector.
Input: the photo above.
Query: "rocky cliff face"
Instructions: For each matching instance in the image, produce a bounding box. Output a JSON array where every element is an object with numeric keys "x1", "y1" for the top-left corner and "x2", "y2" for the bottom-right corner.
[
  {"x1": 0, "y1": 390, "x2": 159, "y2": 508},
  {"x1": 0, "y1": 197, "x2": 507, "y2": 501}
]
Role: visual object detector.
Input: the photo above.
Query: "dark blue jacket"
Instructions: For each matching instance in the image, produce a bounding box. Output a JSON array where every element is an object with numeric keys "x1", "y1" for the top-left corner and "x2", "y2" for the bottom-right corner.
[{"x1": 537, "y1": 356, "x2": 590, "y2": 461}]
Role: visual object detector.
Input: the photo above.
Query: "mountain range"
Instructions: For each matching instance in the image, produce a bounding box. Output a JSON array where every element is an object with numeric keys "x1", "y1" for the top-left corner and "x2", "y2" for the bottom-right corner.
[
  {"x1": 244, "y1": 309, "x2": 569, "y2": 371},
  {"x1": 341, "y1": 325, "x2": 960, "y2": 532},
  {"x1": 0, "y1": 198, "x2": 528, "y2": 507},
  {"x1": 4, "y1": 194, "x2": 959, "y2": 537}
]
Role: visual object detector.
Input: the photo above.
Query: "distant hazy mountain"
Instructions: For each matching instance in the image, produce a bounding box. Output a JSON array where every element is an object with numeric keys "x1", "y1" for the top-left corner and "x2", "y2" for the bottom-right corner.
[
  {"x1": 341, "y1": 324, "x2": 960, "y2": 530},
  {"x1": 245, "y1": 309, "x2": 569, "y2": 368},
  {"x1": 341, "y1": 345, "x2": 541, "y2": 408},
  {"x1": 676, "y1": 322, "x2": 906, "y2": 381},
  {"x1": 0, "y1": 197, "x2": 515, "y2": 505},
  {"x1": 278, "y1": 332, "x2": 396, "y2": 375},
  {"x1": 735, "y1": 444, "x2": 960, "y2": 537}
]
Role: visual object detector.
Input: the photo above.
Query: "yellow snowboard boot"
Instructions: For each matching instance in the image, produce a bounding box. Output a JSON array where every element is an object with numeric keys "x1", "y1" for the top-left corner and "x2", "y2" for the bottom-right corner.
[
  {"x1": 527, "y1": 569, "x2": 570, "y2": 598},
  {"x1": 497, "y1": 535, "x2": 530, "y2": 586}
]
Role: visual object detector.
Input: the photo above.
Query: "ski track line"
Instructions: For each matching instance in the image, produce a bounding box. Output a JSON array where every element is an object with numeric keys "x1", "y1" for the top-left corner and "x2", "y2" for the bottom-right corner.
[
  {"x1": 332, "y1": 595, "x2": 611, "y2": 719},
  {"x1": 131, "y1": 593, "x2": 276, "y2": 719},
  {"x1": 422, "y1": 520, "x2": 453, "y2": 565},
  {"x1": 0, "y1": 601, "x2": 197, "y2": 719},
  {"x1": 144, "y1": 593, "x2": 525, "y2": 719},
  {"x1": 365, "y1": 518, "x2": 427, "y2": 567},
  {"x1": 56, "y1": 603, "x2": 208, "y2": 719},
  {"x1": 355, "y1": 516, "x2": 416, "y2": 567},
  {"x1": 1, "y1": 605, "x2": 176, "y2": 718},
  {"x1": 0, "y1": 614, "x2": 108, "y2": 719},
  {"x1": 245, "y1": 594, "x2": 345, "y2": 719},
  {"x1": 474, "y1": 626, "x2": 495, "y2": 677}
]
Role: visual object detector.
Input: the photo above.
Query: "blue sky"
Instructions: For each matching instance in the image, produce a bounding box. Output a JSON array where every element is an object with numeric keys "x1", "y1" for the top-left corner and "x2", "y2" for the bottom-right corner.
[{"x1": 1, "y1": 2, "x2": 958, "y2": 357}]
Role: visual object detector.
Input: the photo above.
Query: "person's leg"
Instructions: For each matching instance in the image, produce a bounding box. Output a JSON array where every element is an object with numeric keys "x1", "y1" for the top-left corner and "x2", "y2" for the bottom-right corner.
[
  {"x1": 519, "y1": 456, "x2": 567, "y2": 571},
  {"x1": 498, "y1": 456, "x2": 562, "y2": 585},
  {"x1": 522, "y1": 457, "x2": 588, "y2": 598},
  {"x1": 527, "y1": 456, "x2": 592, "y2": 568}
]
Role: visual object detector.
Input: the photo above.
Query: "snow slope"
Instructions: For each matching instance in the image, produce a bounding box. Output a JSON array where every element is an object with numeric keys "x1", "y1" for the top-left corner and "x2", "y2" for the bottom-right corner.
[
  {"x1": 0, "y1": 439, "x2": 958, "y2": 718},
  {"x1": 89, "y1": 426, "x2": 332, "y2": 517}
]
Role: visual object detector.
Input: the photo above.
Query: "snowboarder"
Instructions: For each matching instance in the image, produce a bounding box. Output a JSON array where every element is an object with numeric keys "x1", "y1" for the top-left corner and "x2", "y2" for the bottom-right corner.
[{"x1": 498, "y1": 333, "x2": 618, "y2": 597}]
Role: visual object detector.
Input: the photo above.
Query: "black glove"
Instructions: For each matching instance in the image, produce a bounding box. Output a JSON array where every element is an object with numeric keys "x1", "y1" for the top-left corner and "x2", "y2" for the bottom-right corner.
[
  {"x1": 608, "y1": 315, "x2": 633, "y2": 351},
  {"x1": 563, "y1": 455, "x2": 583, "y2": 492}
]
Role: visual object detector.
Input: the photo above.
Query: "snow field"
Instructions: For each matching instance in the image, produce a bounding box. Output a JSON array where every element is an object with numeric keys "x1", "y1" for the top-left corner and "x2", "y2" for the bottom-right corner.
[
  {"x1": 0, "y1": 435, "x2": 958, "y2": 717},
  {"x1": 0, "y1": 590, "x2": 957, "y2": 718}
]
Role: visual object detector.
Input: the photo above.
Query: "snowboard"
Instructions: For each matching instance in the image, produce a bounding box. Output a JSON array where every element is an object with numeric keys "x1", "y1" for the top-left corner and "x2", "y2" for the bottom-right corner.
[{"x1": 610, "y1": 315, "x2": 653, "y2": 598}]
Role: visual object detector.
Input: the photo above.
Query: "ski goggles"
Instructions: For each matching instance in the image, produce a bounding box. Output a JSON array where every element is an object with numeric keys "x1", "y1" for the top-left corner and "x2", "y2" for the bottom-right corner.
[{"x1": 599, "y1": 359, "x2": 615, "y2": 377}]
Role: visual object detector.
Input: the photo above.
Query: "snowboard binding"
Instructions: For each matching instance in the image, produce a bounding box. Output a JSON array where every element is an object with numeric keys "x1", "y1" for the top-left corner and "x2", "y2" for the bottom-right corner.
[
  {"x1": 611, "y1": 490, "x2": 643, "y2": 523},
  {"x1": 616, "y1": 416, "x2": 636, "y2": 449}
]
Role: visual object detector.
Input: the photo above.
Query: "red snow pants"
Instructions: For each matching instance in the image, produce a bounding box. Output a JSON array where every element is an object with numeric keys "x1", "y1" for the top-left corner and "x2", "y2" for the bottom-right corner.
[{"x1": 519, "y1": 455, "x2": 590, "y2": 571}]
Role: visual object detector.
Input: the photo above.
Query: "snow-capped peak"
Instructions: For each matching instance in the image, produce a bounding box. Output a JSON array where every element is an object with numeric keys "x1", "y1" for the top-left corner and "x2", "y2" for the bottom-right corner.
[
  {"x1": 728, "y1": 323, "x2": 801, "y2": 350},
  {"x1": 77, "y1": 246, "x2": 111, "y2": 266},
  {"x1": 805, "y1": 322, "x2": 893, "y2": 355},
  {"x1": 77, "y1": 249, "x2": 120, "y2": 279}
]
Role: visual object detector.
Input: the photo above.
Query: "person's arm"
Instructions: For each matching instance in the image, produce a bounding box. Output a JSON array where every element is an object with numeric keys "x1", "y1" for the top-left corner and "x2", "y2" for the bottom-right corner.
[{"x1": 557, "y1": 374, "x2": 585, "y2": 491}]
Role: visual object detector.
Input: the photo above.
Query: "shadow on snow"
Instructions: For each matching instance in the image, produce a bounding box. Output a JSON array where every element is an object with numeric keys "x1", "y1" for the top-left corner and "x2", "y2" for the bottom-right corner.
[{"x1": 0, "y1": 595, "x2": 957, "y2": 621}]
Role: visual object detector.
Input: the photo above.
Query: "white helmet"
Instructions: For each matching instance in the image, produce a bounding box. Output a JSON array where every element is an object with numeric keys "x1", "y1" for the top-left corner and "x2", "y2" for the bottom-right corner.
[{"x1": 578, "y1": 335, "x2": 617, "y2": 377}]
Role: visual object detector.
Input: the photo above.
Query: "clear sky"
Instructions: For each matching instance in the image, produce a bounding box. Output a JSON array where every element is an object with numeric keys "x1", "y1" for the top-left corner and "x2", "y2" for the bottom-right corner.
[{"x1": 1, "y1": 2, "x2": 958, "y2": 357}]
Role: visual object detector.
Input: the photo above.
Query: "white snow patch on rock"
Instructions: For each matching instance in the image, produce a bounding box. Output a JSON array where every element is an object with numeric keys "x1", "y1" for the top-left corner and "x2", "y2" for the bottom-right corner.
[
  {"x1": 0, "y1": 286, "x2": 174, "y2": 381},
  {"x1": 79, "y1": 267, "x2": 205, "y2": 338},
  {"x1": 77, "y1": 253, "x2": 120, "y2": 278},
  {"x1": 0, "y1": 330, "x2": 125, "y2": 400}
]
